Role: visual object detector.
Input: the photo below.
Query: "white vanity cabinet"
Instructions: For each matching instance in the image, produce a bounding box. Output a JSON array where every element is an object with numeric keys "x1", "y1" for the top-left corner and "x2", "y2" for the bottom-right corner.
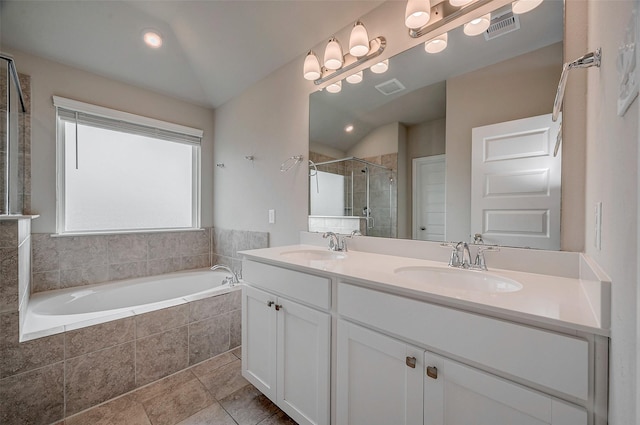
[{"x1": 242, "y1": 260, "x2": 331, "y2": 425}]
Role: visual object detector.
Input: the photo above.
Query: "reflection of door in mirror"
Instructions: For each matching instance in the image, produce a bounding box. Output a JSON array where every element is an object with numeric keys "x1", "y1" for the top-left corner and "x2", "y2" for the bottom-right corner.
[
  {"x1": 413, "y1": 155, "x2": 446, "y2": 241},
  {"x1": 471, "y1": 113, "x2": 561, "y2": 250}
]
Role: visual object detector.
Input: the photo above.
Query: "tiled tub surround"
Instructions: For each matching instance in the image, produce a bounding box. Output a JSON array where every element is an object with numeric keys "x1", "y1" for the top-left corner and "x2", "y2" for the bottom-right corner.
[
  {"x1": 0, "y1": 286, "x2": 242, "y2": 424},
  {"x1": 31, "y1": 227, "x2": 269, "y2": 293}
]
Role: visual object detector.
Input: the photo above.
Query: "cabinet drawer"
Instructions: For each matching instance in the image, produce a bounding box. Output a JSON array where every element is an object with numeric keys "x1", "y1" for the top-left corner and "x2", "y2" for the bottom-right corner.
[
  {"x1": 243, "y1": 260, "x2": 331, "y2": 310},
  {"x1": 338, "y1": 282, "x2": 589, "y2": 401}
]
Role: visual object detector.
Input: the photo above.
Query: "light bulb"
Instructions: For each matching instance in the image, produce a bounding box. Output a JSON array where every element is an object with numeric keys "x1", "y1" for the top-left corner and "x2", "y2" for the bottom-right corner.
[
  {"x1": 449, "y1": 0, "x2": 474, "y2": 7},
  {"x1": 345, "y1": 125, "x2": 354, "y2": 133},
  {"x1": 324, "y1": 38, "x2": 344, "y2": 70},
  {"x1": 370, "y1": 59, "x2": 389, "y2": 74},
  {"x1": 512, "y1": 0, "x2": 543, "y2": 14},
  {"x1": 463, "y1": 13, "x2": 490, "y2": 36},
  {"x1": 349, "y1": 21, "x2": 370, "y2": 57},
  {"x1": 143, "y1": 31, "x2": 163, "y2": 48},
  {"x1": 425, "y1": 33, "x2": 448, "y2": 54},
  {"x1": 346, "y1": 71, "x2": 363, "y2": 84},
  {"x1": 326, "y1": 80, "x2": 342, "y2": 94},
  {"x1": 303, "y1": 51, "x2": 321, "y2": 81},
  {"x1": 405, "y1": 0, "x2": 431, "y2": 29}
]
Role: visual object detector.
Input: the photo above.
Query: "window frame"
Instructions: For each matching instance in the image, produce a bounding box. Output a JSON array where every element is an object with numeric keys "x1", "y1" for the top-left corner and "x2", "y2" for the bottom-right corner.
[{"x1": 53, "y1": 96, "x2": 203, "y2": 235}]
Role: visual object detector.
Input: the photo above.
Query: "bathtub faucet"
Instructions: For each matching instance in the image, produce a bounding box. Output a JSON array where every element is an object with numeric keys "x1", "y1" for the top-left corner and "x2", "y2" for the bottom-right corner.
[{"x1": 210, "y1": 264, "x2": 240, "y2": 284}]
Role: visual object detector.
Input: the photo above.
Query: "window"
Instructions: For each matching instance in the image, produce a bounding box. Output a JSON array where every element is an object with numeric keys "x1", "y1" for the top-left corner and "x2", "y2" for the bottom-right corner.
[{"x1": 54, "y1": 96, "x2": 202, "y2": 234}]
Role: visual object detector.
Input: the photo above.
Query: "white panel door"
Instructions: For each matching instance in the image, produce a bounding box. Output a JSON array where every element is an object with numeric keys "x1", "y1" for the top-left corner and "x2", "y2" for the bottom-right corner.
[
  {"x1": 336, "y1": 320, "x2": 423, "y2": 425},
  {"x1": 424, "y1": 351, "x2": 587, "y2": 425},
  {"x1": 242, "y1": 285, "x2": 277, "y2": 401},
  {"x1": 471, "y1": 114, "x2": 561, "y2": 249},
  {"x1": 413, "y1": 155, "x2": 446, "y2": 241},
  {"x1": 276, "y1": 298, "x2": 330, "y2": 425}
]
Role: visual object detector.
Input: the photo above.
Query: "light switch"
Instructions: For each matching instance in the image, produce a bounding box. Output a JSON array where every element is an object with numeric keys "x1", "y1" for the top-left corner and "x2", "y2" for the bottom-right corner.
[{"x1": 269, "y1": 209, "x2": 276, "y2": 224}]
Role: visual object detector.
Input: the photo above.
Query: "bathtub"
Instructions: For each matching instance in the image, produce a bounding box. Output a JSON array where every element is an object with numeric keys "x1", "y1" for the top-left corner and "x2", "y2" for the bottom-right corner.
[{"x1": 21, "y1": 268, "x2": 240, "y2": 341}]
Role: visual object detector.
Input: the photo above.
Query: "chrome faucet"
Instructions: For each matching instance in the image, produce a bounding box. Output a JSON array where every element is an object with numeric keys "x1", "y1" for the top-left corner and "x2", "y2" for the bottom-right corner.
[
  {"x1": 457, "y1": 242, "x2": 473, "y2": 269},
  {"x1": 441, "y1": 240, "x2": 499, "y2": 271},
  {"x1": 323, "y1": 232, "x2": 347, "y2": 252},
  {"x1": 210, "y1": 264, "x2": 240, "y2": 284}
]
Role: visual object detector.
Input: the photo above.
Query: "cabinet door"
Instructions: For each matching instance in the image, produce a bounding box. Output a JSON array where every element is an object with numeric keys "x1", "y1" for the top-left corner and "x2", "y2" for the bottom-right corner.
[
  {"x1": 242, "y1": 285, "x2": 277, "y2": 401},
  {"x1": 336, "y1": 320, "x2": 423, "y2": 425},
  {"x1": 424, "y1": 351, "x2": 587, "y2": 425},
  {"x1": 276, "y1": 298, "x2": 330, "y2": 425}
]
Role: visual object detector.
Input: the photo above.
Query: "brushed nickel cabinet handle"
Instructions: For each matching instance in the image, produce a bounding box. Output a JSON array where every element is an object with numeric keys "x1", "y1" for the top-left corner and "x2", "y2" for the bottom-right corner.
[
  {"x1": 426, "y1": 366, "x2": 438, "y2": 379},
  {"x1": 406, "y1": 356, "x2": 417, "y2": 369},
  {"x1": 267, "y1": 301, "x2": 274, "y2": 307}
]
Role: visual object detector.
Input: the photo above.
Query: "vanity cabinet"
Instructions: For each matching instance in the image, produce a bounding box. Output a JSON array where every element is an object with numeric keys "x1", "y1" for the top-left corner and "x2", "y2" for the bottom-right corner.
[{"x1": 242, "y1": 261, "x2": 331, "y2": 425}]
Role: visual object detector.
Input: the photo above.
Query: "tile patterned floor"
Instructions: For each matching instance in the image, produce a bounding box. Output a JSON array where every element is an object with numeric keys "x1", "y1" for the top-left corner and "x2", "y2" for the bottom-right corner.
[{"x1": 57, "y1": 347, "x2": 298, "y2": 425}]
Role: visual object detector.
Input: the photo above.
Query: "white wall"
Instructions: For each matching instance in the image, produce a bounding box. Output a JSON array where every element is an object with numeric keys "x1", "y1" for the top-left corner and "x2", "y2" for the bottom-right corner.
[
  {"x1": 584, "y1": 1, "x2": 638, "y2": 423},
  {"x1": 7, "y1": 48, "x2": 215, "y2": 233},
  {"x1": 347, "y1": 122, "x2": 401, "y2": 158}
]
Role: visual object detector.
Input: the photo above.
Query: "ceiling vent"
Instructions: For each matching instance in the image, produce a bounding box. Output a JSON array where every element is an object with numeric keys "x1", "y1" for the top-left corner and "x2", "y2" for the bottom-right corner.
[
  {"x1": 484, "y1": 11, "x2": 520, "y2": 41},
  {"x1": 375, "y1": 78, "x2": 406, "y2": 96}
]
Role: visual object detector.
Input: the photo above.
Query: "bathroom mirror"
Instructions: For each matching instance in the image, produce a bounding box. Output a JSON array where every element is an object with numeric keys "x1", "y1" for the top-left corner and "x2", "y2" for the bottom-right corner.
[{"x1": 308, "y1": 0, "x2": 564, "y2": 249}]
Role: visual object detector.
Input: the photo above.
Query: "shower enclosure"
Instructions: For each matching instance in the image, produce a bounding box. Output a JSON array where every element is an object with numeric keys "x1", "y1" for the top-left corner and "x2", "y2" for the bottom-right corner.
[
  {"x1": 1, "y1": 53, "x2": 28, "y2": 215},
  {"x1": 309, "y1": 156, "x2": 396, "y2": 238}
]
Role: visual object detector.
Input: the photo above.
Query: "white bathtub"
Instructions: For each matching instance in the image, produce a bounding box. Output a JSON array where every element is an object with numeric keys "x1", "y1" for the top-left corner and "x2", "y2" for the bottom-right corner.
[{"x1": 21, "y1": 269, "x2": 240, "y2": 341}]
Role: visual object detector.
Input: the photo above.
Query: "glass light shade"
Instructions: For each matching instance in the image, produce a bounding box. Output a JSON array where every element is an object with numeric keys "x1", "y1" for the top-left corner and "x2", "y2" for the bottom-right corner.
[
  {"x1": 512, "y1": 0, "x2": 543, "y2": 14},
  {"x1": 346, "y1": 71, "x2": 364, "y2": 84},
  {"x1": 370, "y1": 59, "x2": 389, "y2": 74},
  {"x1": 349, "y1": 22, "x2": 370, "y2": 57},
  {"x1": 326, "y1": 80, "x2": 342, "y2": 94},
  {"x1": 425, "y1": 33, "x2": 448, "y2": 54},
  {"x1": 449, "y1": 0, "x2": 475, "y2": 7},
  {"x1": 345, "y1": 125, "x2": 354, "y2": 132},
  {"x1": 463, "y1": 13, "x2": 490, "y2": 36},
  {"x1": 303, "y1": 52, "x2": 321, "y2": 81},
  {"x1": 324, "y1": 38, "x2": 344, "y2": 70},
  {"x1": 405, "y1": 0, "x2": 431, "y2": 29}
]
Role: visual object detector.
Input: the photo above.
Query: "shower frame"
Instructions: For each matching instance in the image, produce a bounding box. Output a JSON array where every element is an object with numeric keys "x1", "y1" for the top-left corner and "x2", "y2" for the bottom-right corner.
[{"x1": 1, "y1": 53, "x2": 27, "y2": 215}]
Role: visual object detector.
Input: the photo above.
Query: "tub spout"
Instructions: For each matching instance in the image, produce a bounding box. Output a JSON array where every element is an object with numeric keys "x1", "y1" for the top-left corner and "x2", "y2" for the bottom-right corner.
[{"x1": 211, "y1": 264, "x2": 240, "y2": 284}]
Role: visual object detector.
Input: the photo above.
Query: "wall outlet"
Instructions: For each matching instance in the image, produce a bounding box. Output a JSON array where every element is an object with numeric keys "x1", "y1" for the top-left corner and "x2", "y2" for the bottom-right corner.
[
  {"x1": 268, "y1": 209, "x2": 275, "y2": 224},
  {"x1": 594, "y1": 202, "x2": 602, "y2": 250}
]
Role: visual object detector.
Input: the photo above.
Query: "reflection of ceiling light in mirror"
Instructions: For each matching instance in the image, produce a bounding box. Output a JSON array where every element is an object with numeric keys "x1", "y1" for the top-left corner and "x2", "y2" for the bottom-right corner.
[
  {"x1": 425, "y1": 33, "x2": 448, "y2": 53},
  {"x1": 326, "y1": 80, "x2": 342, "y2": 94},
  {"x1": 511, "y1": 0, "x2": 543, "y2": 14},
  {"x1": 303, "y1": 51, "x2": 321, "y2": 81},
  {"x1": 405, "y1": 0, "x2": 431, "y2": 29},
  {"x1": 463, "y1": 13, "x2": 491, "y2": 36},
  {"x1": 370, "y1": 59, "x2": 389, "y2": 74},
  {"x1": 143, "y1": 31, "x2": 163, "y2": 48},
  {"x1": 449, "y1": 0, "x2": 475, "y2": 7},
  {"x1": 324, "y1": 37, "x2": 343, "y2": 70},
  {"x1": 349, "y1": 22, "x2": 370, "y2": 57},
  {"x1": 346, "y1": 70, "x2": 364, "y2": 84},
  {"x1": 345, "y1": 125, "x2": 354, "y2": 133}
]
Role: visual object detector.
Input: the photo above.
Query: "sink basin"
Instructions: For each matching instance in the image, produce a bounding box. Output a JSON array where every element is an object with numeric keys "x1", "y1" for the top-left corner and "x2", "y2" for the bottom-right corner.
[
  {"x1": 280, "y1": 249, "x2": 346, "y2": 261},
  {"x1": 393, "y1": 266, "x2": 522, "y2": 293}
]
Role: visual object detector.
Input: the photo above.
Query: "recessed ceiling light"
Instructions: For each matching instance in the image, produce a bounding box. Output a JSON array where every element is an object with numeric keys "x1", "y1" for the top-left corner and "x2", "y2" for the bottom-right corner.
[
  {"x1": 143, "y1": 31, "x2": 163, "y2": 49},
  {"x1": 345, "y1": 125, "x2": 354, "y2": 133}
]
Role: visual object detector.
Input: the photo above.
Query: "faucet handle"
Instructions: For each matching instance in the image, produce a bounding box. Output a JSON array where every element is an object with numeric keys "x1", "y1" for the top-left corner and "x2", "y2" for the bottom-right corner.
[
  {"x1": 474, "y1": 245, "x2": 499, "y2": 270},
  {"x1": 440, "y1": 242, "x2": 461, "y2": 267}
]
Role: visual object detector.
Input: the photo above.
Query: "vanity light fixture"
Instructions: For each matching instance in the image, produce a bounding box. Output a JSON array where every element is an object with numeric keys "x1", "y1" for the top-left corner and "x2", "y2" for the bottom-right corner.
[
  {"x1": 303, "y1": 52, "x2": 322, "y2": 80},
  {"x1": 511, "y1": 0, "x2": 543, "y2": 14},
  {"x1": 326, "y1": 80, "x2": 342, "y2": 94},
  {"x1": 463, "y1": 13, "x2": 491, "y2": 36},
  {"x1": 143, "y1": 30, "x2": 163, "y2": 49},
  {"x1": 370, "y1": 59, "x2": 389, "y2": 74},
  {"x1": 425, "y1": 33, "x2": 448, "y2": 53},
  {"x1": 405, "y1": 0, "x2": 431, "y2": 29},
  {"x1": 349, "y1": 21, "x2": 370, "y2": 57},
  {"x1": 449, "y1": 0, "x2": 475, "y2": 7},
  {"x1": 346, "y1": 70, "x2": 364, "y2": 84}
]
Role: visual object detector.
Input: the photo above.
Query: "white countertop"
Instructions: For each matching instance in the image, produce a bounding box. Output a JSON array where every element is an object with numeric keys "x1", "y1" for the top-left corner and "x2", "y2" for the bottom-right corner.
[{"x1": 240, "y1": 244, "x2": 609, "y2": 337}]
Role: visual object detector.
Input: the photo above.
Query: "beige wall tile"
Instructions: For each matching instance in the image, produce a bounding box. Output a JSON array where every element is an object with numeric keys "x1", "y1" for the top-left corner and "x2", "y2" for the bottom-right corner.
[
  {"x1": 31, "y1": 234, "x2": 59, "y2": 273},
  {"x1": 230, "y1": 309, "x2": 241, "y2": 349},
  {"x1": 0, "y1": 276, "x2": 18, "y2": 314},
  {"x1": 189, "y1": 293, "x2": 230, "y2": 322},
  {"x1": 136, "y1": 304, "x2": 189, "y2": 338},
  {"x1": 0, "y1": 362, "x2": 64, "y2": 425},
  {"x1": 109, "y1": 261, "x2": 148, "y2": 281},
  {"x1": 0, "y1": 221, "x2": 18, "y2": 248},
  {"x1": 142, "y1": 375, "x2": 215, "y2": 425},
  {"x1": 147, "y1": 233, "x2": 180, "y2": 260},
  {"x1": 65, "y1": 317, "x2": 135, "y2": 358},
  {"x1": 180, "y1": 254, "x2": 210, "y2": 270},
  {"x1": 148, "y1": 257, "x2": 181, "y2": 275},
  {"x1": 107, "y1": 234, "x2": 148, "y2": 264},
  {"x1": 0, "y1": 312, "x2": 64, "y2": 379},
  {"x1": 65, "y1": 395, "x2": 151, "y2": 425},
  {"x1": 60, "y1": 265, "x2": 109, "y2": 288},
  {"x1": 178, "y1": 229, "x2": 210, "y2": 256},
  {"x1": 32, "y1": 270, "x2": 60, "y2": 293},
  {"x1": 136, "y1": 326, "x2": 189, "y2": 386},
  {"x1": 189, "y1": 352, "x2": 237, "y2": 378},
  {"x1": 65, "y1": 342, "x2": 136, "y2": 416},
  {"x1": 188, "y1": 313, "x2": 230, "y2": 365}
]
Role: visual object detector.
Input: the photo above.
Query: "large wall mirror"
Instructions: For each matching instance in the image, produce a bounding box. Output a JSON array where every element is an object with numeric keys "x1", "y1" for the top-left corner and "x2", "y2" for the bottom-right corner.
[{"x1": 308, "y1": 0, "x2": 564, "y2": 250}]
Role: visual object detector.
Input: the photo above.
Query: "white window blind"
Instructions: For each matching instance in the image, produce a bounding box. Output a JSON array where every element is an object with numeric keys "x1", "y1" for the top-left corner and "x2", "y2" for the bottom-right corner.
[{"x1": 54, "y1": 96, "x2": 202, "y2": 234}]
